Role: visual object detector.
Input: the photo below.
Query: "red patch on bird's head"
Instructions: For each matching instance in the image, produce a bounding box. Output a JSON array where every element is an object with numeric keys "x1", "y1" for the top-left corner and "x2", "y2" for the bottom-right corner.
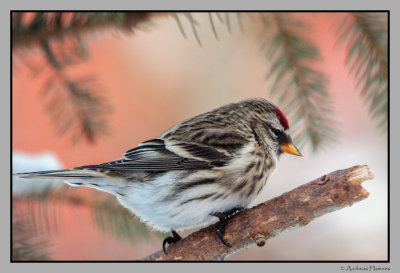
[{"x1": 275, "y1": 107, "x2": 289, "y2": 129}]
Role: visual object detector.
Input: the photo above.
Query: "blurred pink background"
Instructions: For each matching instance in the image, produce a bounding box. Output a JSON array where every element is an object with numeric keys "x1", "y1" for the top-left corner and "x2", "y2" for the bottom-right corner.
[{"x1": 12, "y1": 12, "x2": 387, "y2": 260}]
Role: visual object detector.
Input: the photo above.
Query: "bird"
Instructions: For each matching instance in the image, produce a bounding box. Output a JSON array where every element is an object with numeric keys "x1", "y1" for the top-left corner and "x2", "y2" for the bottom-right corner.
[{"x1": 15, "y1": 98, "x2": 302, "y2": 253}]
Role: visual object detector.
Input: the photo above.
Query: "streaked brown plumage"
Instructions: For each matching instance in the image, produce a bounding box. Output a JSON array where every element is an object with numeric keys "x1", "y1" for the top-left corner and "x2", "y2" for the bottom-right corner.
[{"x1": 15, "y1": 98, "x2": 301, "y2": 251}]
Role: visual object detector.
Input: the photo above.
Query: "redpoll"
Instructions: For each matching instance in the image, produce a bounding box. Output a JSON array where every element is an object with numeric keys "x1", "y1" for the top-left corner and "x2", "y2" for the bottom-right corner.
[{"x1": 15, "y1": 98, "x2": 301, "y2": 252}]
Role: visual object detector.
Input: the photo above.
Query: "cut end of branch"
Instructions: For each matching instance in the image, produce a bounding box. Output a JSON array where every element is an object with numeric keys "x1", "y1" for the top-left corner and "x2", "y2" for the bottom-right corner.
[{"x1": 347, "y1": 165, "x2": 375, "y2": 184}]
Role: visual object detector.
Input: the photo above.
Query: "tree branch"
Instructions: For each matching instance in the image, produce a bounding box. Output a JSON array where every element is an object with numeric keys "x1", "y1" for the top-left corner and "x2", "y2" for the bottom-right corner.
[
  {"x1": 12, "y1": 12, "x2": 153, "y2": 49},
  {"x1": 144, "y1": 165, "x2": 374, "y2": 261}
]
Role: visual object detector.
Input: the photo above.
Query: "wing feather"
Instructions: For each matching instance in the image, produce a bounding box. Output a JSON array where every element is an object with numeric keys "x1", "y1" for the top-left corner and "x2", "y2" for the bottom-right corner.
[{"x1": 78, "y1": 138, "x2": 232, "y2": 172}]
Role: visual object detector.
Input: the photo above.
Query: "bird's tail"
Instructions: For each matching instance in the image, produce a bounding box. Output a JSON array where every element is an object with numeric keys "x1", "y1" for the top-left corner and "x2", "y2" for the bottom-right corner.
[
  {"x1": 14, "y1": 169, "x2": 127, "y2": 195},
  {"x1": 15, "y1": 169, "x2": 100, "y2": 180}
]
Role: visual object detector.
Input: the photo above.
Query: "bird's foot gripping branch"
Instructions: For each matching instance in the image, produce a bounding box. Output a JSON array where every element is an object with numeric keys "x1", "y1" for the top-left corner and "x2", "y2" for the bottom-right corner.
[{"x1": 145, "y1": 165, "x2": 374, "y2": 261}]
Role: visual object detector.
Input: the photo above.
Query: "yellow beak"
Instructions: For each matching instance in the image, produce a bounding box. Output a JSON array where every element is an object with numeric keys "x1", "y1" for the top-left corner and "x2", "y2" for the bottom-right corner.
[{"x1": 280, "y1": 143, "x2": 302, "y2": 156}]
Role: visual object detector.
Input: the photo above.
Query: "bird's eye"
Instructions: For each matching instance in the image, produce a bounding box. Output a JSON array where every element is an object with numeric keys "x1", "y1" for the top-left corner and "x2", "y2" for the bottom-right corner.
[{"x1": 271, "y1": 128, "x2": 282, "y2": 137}]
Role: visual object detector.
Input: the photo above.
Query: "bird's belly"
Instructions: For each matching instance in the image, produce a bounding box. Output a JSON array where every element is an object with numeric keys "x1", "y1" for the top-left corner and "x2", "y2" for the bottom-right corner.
[{"x1": 115, "y1": 171, "x2": 254, "y2": 231}]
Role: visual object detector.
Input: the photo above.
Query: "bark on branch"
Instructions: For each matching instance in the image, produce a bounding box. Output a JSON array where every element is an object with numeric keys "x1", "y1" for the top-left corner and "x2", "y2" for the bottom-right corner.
[{"x1": 144, "y1": 165, "x2": 374, "y2": 261}]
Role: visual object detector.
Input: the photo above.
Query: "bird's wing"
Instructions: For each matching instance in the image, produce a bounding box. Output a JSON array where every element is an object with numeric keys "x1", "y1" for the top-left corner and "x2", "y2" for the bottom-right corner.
[
  {"x1": 78, "y1": 137, "x2": 234, "y2": 172},
  {"x1": 162, "y1": 126, "x2": 251, "y2": 153}
]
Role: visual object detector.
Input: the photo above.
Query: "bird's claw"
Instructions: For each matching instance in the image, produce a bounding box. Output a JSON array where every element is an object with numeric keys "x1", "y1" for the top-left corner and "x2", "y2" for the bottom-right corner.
[
  {"x1": 216, "y1": 227, "x2": 231, "y2": 247},
  {"x1": 212, "y1": 207, "x2": 244, "y2": 248},
  {"x1": 162, "y1": 230, "x2": 182, "y2": 254}
]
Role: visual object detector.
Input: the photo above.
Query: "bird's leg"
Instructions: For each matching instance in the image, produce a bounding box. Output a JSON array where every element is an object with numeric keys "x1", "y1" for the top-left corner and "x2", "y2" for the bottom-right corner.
[
  {"x1": 212, "y1": 207, "x2": 245, "y2": 247},
  {"x1": 162, "y1": 230, "x2": 182, "y2": 254}
]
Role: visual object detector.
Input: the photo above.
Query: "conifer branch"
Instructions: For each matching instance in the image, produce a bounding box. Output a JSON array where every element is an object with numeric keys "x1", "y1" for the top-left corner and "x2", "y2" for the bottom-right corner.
[
  {"x1": 12, "y1": 187, "x2": 160, "y2": 261},
  {"x1": 12, "y1": 12, "x2": 140, "y2": 143},
  {"x1": 12, "y1": 212, "x2": 51, "y2": 261},
  {"x1": 12, "y1": 12, "x2": 151, "y2": 49},
  {"x1": 335, "y1": 12, "x2": 388, "y2": 132},
  {"x1": 39, "y1": 38, "x2": 112, "y2": 143},
  {"x1": 261, "y1": 13, "x2": 336, "y2": 151}
]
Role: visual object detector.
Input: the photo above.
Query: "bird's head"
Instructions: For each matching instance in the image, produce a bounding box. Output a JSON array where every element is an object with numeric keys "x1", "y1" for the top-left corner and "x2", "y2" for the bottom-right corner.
[
  {"x1": 245, "y1": 99, "x2": 302, "y2": 158},
  {"x1": 270, "y1": 106, "x2": 302, "y2": 157}
]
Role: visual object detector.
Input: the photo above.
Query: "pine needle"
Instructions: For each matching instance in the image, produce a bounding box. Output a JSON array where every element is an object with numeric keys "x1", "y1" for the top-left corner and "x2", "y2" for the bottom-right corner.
[
  {"x1": 237, "y1": 13, "x2": 245, "y2": 33},
  {"x1": 208, "y1": 13, "x2": 219, "y2": 41},
  {"x1": 173, "y1": 13, "x2": 187, "y2": 39},
  {"x1": 225, "y1": 13, "x2": 232, "y2": 34},
  {"x1": 183, "y1": 12, "x2": 202, "y2": 46}
]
